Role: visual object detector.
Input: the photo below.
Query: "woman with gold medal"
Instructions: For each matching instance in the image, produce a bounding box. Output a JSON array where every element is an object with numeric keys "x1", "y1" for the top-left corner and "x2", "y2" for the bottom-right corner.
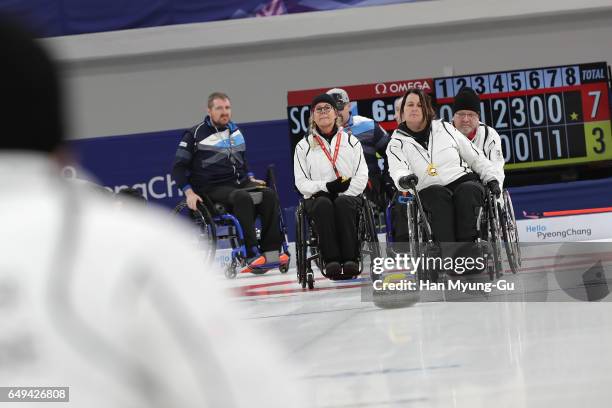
[{"x1": 386, "y1": 89, "x2": 502, "y2": 246}]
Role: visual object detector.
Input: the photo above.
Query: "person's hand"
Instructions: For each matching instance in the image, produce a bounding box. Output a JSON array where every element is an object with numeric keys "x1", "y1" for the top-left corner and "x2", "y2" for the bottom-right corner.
[
  {"x1": 250, "y1": 177, "x2": 266, "y2": 186},
  {"x1": 398, "y1": 174, "x2": 418, "y2": 189},
  {"x1": 487, "y1": 180, "x2": 501, "y2": 197},
  {"x1": 326, "y1": 177, "x2": 351, "y2": 194},
  {"x1": 185, "y1": 189, "x2": 203, "y2": 211},
  {"x1": 383, "y1": 177, "x2": 396, "y2": 199}
]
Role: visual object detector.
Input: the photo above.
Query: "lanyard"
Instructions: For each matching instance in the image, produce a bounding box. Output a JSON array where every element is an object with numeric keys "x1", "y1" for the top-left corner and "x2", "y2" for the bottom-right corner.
[{"x1": 314, "y1": 130, "x2": 342, "y2": 178}]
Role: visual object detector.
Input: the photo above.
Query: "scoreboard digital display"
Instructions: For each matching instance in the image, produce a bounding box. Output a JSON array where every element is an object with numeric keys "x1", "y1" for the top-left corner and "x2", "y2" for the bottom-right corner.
[
  {"x1": 435, "y1": 62, "x2": 612, "y2": 170},
  {"x1": 286, "y1": 62, "x2": 612, "y2": 172}
]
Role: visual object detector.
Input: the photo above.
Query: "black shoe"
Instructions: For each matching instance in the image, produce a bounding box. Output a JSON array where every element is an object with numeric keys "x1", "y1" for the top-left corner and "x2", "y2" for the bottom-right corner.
[
  {"x1": 325, "y1": 261, "x2": 341, "y2": 279},
  {"x1": 341, "y1": 261, "x2": 359, "y2": 278}
]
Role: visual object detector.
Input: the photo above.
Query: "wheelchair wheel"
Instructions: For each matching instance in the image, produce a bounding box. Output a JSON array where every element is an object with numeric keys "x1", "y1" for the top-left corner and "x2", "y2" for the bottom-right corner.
[
  {"x1": 486, "y1": 195, "x2": 504, "y2": 280},
  {"x1": 307, "y1": 270, "x2": 315, "y2": 289},
  {"x1": 173, "y1": 200, "x2": 217, "y2": 264},
  {"x1": 361, "y1": 199, "x2": 381, "y2": 280},
  {"x1": 363, "y1": 199, "x2": 380, "y2": 246},
  {"x1": 295, "y1": 204, "x2": 308, "y2": 287},
  {"x1": 224, "y1": 259, "x2": 238, "y2": 279},
  {"x1": 500, "y1": 190, "x2": 521, "y2": 274}
]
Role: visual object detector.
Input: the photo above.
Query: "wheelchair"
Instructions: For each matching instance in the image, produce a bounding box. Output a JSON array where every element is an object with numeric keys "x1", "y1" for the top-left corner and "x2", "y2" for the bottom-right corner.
[
  {"x1": 173, "y1": 190, "x2": 290, "y2": 280},
  {"x1": 363, "y1": 182, "x2": 389, "y2": 236},
  {"x1": 388, "y1": 186, "x2": 441, "y2": 282},
  {"x1": 294, "y1": 195, "x2": 381, "y2": 290},
  {"x1": 477, "y1": 188, "x2": 522, "y2": 278},
  {"x1": 392, "y1": 181, "x2": 521, "y2": 281}
]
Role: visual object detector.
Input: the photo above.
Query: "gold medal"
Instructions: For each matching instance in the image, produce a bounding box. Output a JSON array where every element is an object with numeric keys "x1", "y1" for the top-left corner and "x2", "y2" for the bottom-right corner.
[{"x1": 426, "y1": 163, "x2": 438, "y2": 176}]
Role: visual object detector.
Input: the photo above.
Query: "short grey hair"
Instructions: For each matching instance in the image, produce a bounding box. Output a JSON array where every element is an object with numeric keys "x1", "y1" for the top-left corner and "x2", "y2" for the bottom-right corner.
[{"x1": 207, "y1": 92, "x2": 230, "y2": 108}]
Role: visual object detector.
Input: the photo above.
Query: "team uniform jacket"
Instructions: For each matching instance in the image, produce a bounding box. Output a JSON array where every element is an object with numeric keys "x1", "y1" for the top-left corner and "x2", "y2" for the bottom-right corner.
[
  {"x1": 294, "y1": 127, "x2": 368, "y2": 199},
  {"x1": 172, "y1": 116, "x2": 250, "y2": 192},
  {"x1": 386, "y1": 119, "x2": 503, "y2": 192},
  {"x1": 345, "y1": 114, "x2": 390, "y2": 177},
  {"x1": 457, "y1": 121, "x2": 506, "y2": 182}
]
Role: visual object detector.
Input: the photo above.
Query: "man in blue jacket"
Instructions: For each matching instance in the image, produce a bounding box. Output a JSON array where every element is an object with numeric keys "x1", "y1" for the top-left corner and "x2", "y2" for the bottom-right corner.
[
  {"x1": 326, "y1": 88, "x2": 394, "y2": 209},
  {"x1": 172, "y1": 92, "x2": 286, "y2": 270}
]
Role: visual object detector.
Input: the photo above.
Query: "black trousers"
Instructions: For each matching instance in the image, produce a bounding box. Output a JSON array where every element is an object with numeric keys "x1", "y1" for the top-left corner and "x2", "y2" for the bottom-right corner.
[
  {"x1": 390, "y1": 200, "x2": 410, "y2": 242},
  {"x1": 419, "y1": 173, "x2": 484, "y2": 243},
  {"x1": 304, "y1": 194, "x2": 361, "y2": 264},
  {"x1": 198, "y1": 181, "x2": 282, "y2": 255}
]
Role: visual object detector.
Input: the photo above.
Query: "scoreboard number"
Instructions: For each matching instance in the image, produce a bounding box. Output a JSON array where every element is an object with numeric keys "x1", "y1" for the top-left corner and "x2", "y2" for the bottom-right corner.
[{"x1": 587, "y1": 91, "x2": 600, "y2": 119}]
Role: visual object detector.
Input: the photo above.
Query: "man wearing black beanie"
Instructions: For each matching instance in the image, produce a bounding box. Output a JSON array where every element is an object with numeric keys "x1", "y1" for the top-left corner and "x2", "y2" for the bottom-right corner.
[
  {"x1": 452, "y1": 87, "x2": 506, "y2": 183},
  {"x1": 0, "y1": 17, "x2": 304, "y2": 408}
]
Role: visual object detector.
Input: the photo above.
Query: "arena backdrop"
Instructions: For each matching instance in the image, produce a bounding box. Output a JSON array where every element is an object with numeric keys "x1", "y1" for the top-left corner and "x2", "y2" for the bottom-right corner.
[{"x1": 0, "y1": 0, "x2": 429, "y2": 37}]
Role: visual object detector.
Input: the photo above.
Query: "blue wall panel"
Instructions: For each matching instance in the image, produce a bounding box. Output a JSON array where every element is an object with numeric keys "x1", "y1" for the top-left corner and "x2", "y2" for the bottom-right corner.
[{"x1": 68, "y1": 119, "x2": 299, "y2": 211}]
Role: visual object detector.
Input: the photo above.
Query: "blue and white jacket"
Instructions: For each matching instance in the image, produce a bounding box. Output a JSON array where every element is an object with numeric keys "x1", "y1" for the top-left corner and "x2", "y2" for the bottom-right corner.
[
  {"x1": 172, "y1": 116, "x2": 250, "y2": 192},
  {"x1": 345, "y1": 114, "x2": 390, "y2": 178}
]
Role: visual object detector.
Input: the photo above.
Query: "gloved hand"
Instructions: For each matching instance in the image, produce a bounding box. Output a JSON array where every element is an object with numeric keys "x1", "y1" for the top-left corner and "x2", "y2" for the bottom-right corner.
[
  {"x1": 398, "y1": 174, "x2": 418, "y2": 189},
  {"x1": 383, "y1": 176, "x2": 396, "y2": 199},
  {"x1": 487, "y1": 180, "x2": 501, "y2": 197},
  {"x1": 326, "y1": 177, "x2": 351, "y2": 194}
]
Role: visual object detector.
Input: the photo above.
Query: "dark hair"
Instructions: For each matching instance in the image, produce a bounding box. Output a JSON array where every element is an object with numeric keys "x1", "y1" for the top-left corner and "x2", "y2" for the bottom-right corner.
[
  {"x1": 116, "y1": 187, "x2": 146, "y2": 203},
  {"x1": 207, "y1": 92, "x2": 230, "y2": 108},
  {"x1": 399, "y1": 89, "x2": 436, "y2": 127},
  {"x1": 0, "y1": 16, "x2": 64, "y2": 152}
]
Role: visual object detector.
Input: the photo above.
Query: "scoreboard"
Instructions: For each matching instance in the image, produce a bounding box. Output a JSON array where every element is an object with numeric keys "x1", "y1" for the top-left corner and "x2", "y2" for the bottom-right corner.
[
  {"x1": 286, "y1": 62, "x2": 612, "y2": 172},
  {"x1": 435, "y1": 62, "x2": 612, "y2": 170}
]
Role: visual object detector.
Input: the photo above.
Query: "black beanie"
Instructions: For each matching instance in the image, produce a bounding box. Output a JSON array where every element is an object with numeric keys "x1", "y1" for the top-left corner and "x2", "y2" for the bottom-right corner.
[
  {"x1": 453, "y1": 87, "x2": 480, "y2": 114},
  {"x1": 0, "y1": 17, "x2": 64, "y2": 152},
  {"x1": 310, "y1": 93, "x2": 337, "y2": 110}
]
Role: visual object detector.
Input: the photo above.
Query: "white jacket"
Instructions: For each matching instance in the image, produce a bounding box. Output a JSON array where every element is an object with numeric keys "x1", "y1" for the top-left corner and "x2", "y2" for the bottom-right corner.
[
  {"x1": 386, "y1": 119, "x2": 502, "y2": 192},
  {"x1": 460, "y1": 122, "x2": 506, "y2": 184},
  {"x1": 294, "y1": 127, "x2": 368, "y2": 198},
  {"x1": 0, "y1": 154, "x2": 305, "y2": 408}
]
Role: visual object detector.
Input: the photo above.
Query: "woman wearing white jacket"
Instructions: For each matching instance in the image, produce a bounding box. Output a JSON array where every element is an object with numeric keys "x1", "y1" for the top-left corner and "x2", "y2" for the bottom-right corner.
[
  {"x1": 294, "y1": 94, "x2": 368, "y2": 279},
  {"x1": 386, "y1": 89, "x2": 502, "y2": 243}
]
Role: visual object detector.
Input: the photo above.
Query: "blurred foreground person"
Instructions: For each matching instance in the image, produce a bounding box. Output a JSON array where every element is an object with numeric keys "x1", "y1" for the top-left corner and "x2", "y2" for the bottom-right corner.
[{"x1": 0, "y1": 17, "x2": 303, "y2": 408}]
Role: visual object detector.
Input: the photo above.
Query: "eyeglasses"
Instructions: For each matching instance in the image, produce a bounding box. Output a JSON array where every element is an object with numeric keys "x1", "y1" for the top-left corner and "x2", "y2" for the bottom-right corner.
[
  {"x1": 314, "y1": 105, "x2": 333, "y2": 114},
  {"x1": 455, "y1": 112, "x2": 479, "y2": 119}
]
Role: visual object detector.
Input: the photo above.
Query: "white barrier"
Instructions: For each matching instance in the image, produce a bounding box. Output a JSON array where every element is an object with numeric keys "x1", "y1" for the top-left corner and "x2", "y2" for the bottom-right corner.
[{"x1": 517, "y1": 212, "x2": 612, "y2": 242}]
